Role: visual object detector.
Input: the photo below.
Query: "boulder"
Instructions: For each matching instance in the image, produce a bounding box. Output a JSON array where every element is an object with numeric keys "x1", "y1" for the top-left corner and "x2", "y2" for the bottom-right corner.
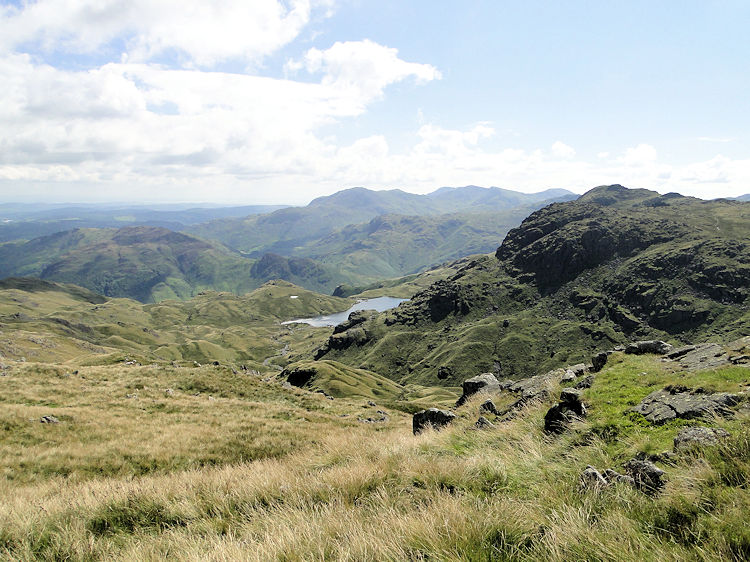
[
  {"x1": 625, "y1": 340, "x2": 674, "y2": 355},
  {"x1": 40, "y1": 415, "x2": 59, "y2": 424},
  {"x1": 632, "y1": 386, "x2": 739, "y2": 424},
  {"x1": 479, "y1": 399, "x2": 499, "y2": 415},
  {"x1": 623, "y1": 458, "x2": 665, "y2": 493},
  {"x1": 475, "y1": 416, "x2": 494, "y2": 429},
  {"x1": 413, "y1": 408, "x2": 456, "y2": 435},
  {"x1": 674, "y1": 426, "x2": 730, "y2": 451},
  {"x1": 568, "y1": 363, "x2": 588, "y2": 377},
  {"x1": 544, "y1": 388, "x2": 587, "y2": 433},
  {"x1": 455, "y1": 373, "x2": 500, "y2": 406},
  {"x1": 560, "y1": 370, "x2": 576, "y2": 383},
  {"x1": 602, "y1": 469, "x2": 636, "y2": 487},
  {"x1": 591, "y1": 352, "x2": 608, "y2": 372}
]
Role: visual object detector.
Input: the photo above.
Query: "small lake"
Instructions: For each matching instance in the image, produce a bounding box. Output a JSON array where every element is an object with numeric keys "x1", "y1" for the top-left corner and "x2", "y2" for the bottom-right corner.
[{"x1": 282, "y1": 296, "x2": 407, "y2": 327}]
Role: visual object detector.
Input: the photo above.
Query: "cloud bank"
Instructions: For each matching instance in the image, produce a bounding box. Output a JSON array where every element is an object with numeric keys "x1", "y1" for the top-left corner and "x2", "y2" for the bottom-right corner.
[{"x1": 0, "y1": 0, "x2": 747, "y2": 203}]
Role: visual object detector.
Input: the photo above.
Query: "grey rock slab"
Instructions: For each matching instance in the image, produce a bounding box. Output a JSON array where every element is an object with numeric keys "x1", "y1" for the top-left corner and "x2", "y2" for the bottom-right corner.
[
  {"x1": 625, "y1": 340, "x2": 674, "y2": 355},
  {"x1": 456, "y1": 373, "x2": 500, "y2": 406},
  {"x1": 674, "y1": 426, "x2": 730, "y2": 451},
  {"x1": 632, "y1": 386, "x2": 740, "y2": 424}
]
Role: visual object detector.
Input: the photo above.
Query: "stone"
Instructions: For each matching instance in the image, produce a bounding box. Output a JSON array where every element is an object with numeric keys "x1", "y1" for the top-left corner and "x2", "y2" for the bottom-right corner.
[
  {"x1": 560, "y1": 370, "x2": 576, "y2": 383},
  {"x1": 455, "y1": 373, "x2": 500, "y2": 406},
  {"x1": 164, "y1": 388, "x2": 174, "y2": 397},
  {"x1": 39, "y1": 415, "x2": 59, "y2": 424},
  {"x1": 670, "y1": 343, "x2": 732, "y2": 371},
  {"x1": 437, "y1": 366, "x2": 452, "y2": 380},
  {"x1": 544, "y1": 388, "x2": 586, "y2": 434},
  {"x1": 591, "y1": 352, "x2": 608, "y2": 372},
  {"x1": 673, "y1": 426, "x2": 730, "y2": 451},
  {"x1": 665, "y1": 345, "x2": 697, "y2": 360},
  {"x1": 475, "y1": 416, "x2": 494, "y2": 429},
  {"x1": 413, "y1": 408, "x2": 456, "y2": 435},
  {"x1": 580, "y1": 466, "x2": 608, "y2": 491},
  {"x1": 367, "y1": 400, "x2": 377, "y2": 407},
  {"x1": 574, "y1": 375, "x2": 595, "y2": 389},
  {"x1": 602, "y1": 469, "x2": 636, "y2": 487},
  {"x1": 479, "y1": 399, "x2": 499, "y2": 415},
  {"x1": 632, "y1": 386, "x2": 740, "y2": 424},
  {"x1": 568, "y1": 363, "x2": 588, "y2": 377},
  {"x1": 625, "y1": 340, "x2": 674, "y2": 355},
  {"x1": 623, "y1": 458, "x2": 665, "y2": 493}
]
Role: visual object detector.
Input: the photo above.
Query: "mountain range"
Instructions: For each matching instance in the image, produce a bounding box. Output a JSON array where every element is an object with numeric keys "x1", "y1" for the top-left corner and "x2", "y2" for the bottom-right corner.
[{"x1": 0, "y1": 186, "x2": 575, "y2": 300}]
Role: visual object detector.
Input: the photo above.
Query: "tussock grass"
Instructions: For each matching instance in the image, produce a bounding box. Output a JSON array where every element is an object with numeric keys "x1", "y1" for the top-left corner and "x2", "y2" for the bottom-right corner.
[{"x1": 1, "y1": 356, "x2": 749, "y2": 560}]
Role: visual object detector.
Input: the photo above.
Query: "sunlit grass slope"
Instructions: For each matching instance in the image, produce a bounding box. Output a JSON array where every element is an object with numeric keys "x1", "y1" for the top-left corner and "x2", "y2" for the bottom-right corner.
[{"x1": 1, "y1": 350, "x2": 748, "y2": 560}]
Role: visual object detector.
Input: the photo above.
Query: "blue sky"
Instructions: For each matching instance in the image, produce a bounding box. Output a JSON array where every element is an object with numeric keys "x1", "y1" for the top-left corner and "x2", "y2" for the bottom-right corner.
[{"x1": 0, "y1": 0, "x2": 748, "y2": 203}]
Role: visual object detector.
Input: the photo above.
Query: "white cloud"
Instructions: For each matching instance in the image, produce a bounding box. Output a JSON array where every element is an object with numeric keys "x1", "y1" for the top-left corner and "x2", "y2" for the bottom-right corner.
[
  {"x1": 0, "y1": 0, "x2": 329, "y2": 67},
  {"x1": 551, "y1": 141, "x2": 575, "y2": 159},
  {"x1": 291, "y1": 40, "x2": 441, "y2": 102},
  {"x1": 619, "y1": 143, "x2": 658, "y2": 167}
]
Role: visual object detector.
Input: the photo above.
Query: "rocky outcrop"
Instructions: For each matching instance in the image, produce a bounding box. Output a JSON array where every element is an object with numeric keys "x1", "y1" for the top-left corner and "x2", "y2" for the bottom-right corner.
[
  {"x1": 479, "y1": 399, "x2": 499, "y2": 415},
  {"x1": 455, "y1": 373, "x2": 500, "y2": 406},
  {"x1": 314, "y1": 311, "x2": 376, "y2": 359},
  {"x1": 544, "y1": 388, "x2": 587, "y2": 433},
  {"x1": 413, "y1": 408, "x2": 456, "y2": 435},
  {"x1": 632, "y1": 385, "x2": 740, "y2": 424},
  {"x1": 591, "y1": 352, "x2": 608, "y2": 372},
  {"x1": 668, "y1": 343, "x2": 731, "y2": 371},
  {"x1": 673, "y1": 426, "x2": 730, "y2": 451},
  {"x1": 283, "y1": 365, "x2": 317, "y2": 388},
  {"x1": 625, "y1": 340, "x2": 674, "y2": 355}
]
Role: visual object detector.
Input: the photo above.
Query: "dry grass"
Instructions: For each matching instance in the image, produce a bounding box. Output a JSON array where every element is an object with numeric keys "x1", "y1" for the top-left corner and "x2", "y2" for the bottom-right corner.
[{"x1": 1, "y1": 359, "x2": 749, "y2": 560}]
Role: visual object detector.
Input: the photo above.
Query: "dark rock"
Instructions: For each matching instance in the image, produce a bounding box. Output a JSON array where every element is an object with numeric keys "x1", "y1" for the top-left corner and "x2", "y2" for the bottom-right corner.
[
  {"x1": 332, "y1": 310, "x2": 373, "y2": 334},
  {"x1": 674, "y1": 426, "x2": 730, "y2": 451},
  {"x1": 479, "y1": 399, "x2": 499, "y2": 415},
  {"x1": 580, "y1": 466, "x2": 608, "y2": 491},
  {"x1": 475, "y1": 416, "x2": 494, "y2": 429},
  {"x1": 456, "y1": 373, "x2": 500, "y2": 406},
  {"x1": 625, "y1": 340, "x2": 674, "y2": 355},
  {"x1": 437, "y1": 366, "x2": 452, "y2": 380},
  {"x1": 544, "y1": 388, "x2": 586, "y2": 433},
  {"x1": 40, "y1": 415, "x2": 59, "y2": 424},
  {"x1": 632, "y1": 386, "x2": 740, "y2": 424},
  {"x1": 591, "y1": 351, "x2": 608, "y2": 372},
  {"x1": 574, "y1": 375, "x2": 595, "y2": 389},
  {"x1": 212, "y1": 361, "x2": 220, "y2": 366},
  {"x1": 367, "y1": 400, "x2": 377, "y2": 407},
  {"x1": 283, "y1": 365, "x2": 317, "y2": 388},
  {"x1": 358, "y1": 413, "x2": 388, "y2": 423},
  {"x1": 413, "y1": 408, "x2": 456, "y2": 435},
  {"x1": 623, "y1": 458, "x2": 665, "y2": 493}
]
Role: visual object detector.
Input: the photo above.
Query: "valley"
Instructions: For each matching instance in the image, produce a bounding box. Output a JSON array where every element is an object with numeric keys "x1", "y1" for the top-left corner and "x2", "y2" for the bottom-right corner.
[{"x1": 0, "y1": 185, "x2": 749, "y2": 560}]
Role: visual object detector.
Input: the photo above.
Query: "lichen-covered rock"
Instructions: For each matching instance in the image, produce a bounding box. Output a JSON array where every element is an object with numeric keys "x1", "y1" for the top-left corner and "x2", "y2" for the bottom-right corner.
[
  {"x1": 632, "y1": 386, "x2": 739, "y2": 424},
  {"x1": 456, "y1": 373, "x2": 500, "y2": 406},
  {"x1": 624, "y1": 458, "x2": 665, "y2": 493},
  {"x1": 580, "y1": 466, "x2": 608, "y2": 491},
  {"x1": 412, "y1": 408, "x2": 456, "y2": 435},
  {"x1": 625, "y1": 340, "x2": 674, "y2": 355},
  {"x1": 674, "y1": 426, "x2": 730, "y2": 451}
]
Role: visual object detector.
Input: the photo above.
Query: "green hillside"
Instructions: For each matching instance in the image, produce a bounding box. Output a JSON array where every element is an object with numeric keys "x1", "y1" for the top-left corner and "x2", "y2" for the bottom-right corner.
[
  {"x1": 0, "y1": 227, "x2": 356, "y2": 301},
  {"x1": 318, "y1": 185, "x2": 750, "y2": 385}
]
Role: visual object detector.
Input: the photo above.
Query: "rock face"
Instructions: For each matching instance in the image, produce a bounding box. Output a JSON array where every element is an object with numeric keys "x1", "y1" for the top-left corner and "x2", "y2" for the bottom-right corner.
[
  {"x1": 544, "y1": 388, "x2": 587, "y2": 433},
  {"x1": 455, "y1": 373, "x2": 500, "y2": 406},
  {"x1": 412, "y1": 408, "x2": 456, "y2": 435},
  {"x1": 623, "y1": 458, "x2": 665, "y2": 493},
  {"x1": 673, "y1": 426, "x2": 730, "y2": 451},
  {"x1": 625, "y1": 340, "x2": 674, "y2": 355},
  {"x1": 632, "y1": 385, "x2": 740, "y2": 424}
]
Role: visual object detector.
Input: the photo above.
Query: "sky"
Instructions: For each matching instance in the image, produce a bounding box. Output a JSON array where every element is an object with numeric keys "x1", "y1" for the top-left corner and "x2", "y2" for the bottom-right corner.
[{"x1": 0, "y1": 0, "x2": 748, "y2": 205}]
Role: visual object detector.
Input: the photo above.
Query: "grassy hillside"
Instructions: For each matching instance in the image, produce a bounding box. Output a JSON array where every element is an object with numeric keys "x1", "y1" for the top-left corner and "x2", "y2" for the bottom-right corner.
[
  {"x1": 0, "y1": 227, "x2": 358, "y2": 301},
  {"x1": 319, "y1": 185, "x2": 750, "y2": 385},
  {"x1": 0, "y1": 279, "x2": 352, "y2": 368},
  {"x1": 0, "y1": 346, "x2": 747, "y2": 560}
]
